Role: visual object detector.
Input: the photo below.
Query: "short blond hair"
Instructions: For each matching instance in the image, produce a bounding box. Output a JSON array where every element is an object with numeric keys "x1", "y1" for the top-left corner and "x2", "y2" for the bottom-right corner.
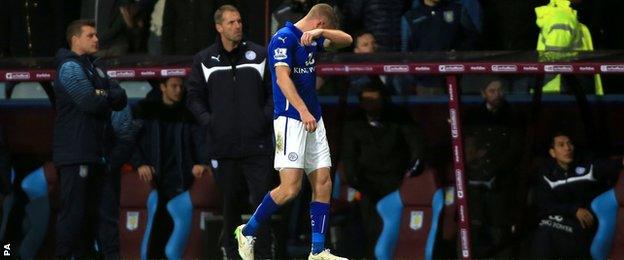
[{"x1": 306, "y1": 3, "x2": 338, "y2": 29}]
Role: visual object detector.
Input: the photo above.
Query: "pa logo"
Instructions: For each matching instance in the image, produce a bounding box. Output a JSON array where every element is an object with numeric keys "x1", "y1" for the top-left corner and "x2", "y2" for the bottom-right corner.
[{"x1": 288, "y1": 152, "x2": 298, "y2": 162}]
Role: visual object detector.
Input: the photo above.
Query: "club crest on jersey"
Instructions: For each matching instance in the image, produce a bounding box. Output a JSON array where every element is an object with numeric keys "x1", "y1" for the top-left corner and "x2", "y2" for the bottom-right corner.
[
  {"x1": 274, "y1": 48, "x2": 287, "y2": 60},
  {"x1": 575, "y1": 167, "x2": 586, "y2": 175}
]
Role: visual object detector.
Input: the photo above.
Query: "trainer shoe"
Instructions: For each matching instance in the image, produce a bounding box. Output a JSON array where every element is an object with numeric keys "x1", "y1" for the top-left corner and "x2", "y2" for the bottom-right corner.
[
  {"x1": 235, "y1": 224, "x2": 255, "y2": 260},
  {"x1": 308, "y1": 249, "x2": 347, "y2": 260}
]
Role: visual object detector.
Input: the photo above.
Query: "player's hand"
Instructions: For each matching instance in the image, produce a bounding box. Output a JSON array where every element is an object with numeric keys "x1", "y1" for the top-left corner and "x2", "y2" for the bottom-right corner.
[
  {"x1": 192, "y1": 164, "x2": 209, "y2": 178},
  {"x1": 137, "y1": 165, "x2": 155, "y2": 182},
  {"x1": 301, "y1": 29, "x2": 324, "y2": 46},
  {"x1": 575, "y1": 208, "x2": 594, "y2": 229},
  {"x1": 300, "y1": 110, "x2": 317, "y2": 132}
]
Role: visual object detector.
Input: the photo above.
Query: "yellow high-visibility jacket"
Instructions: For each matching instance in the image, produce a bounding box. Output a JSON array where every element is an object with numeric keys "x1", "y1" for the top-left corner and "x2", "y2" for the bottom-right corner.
[{"x1": 535, "y1": 0, "x2": 603, "y2": 95}]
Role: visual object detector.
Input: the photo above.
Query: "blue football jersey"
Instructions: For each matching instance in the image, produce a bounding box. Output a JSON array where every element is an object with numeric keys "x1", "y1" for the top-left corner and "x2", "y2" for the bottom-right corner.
[{"x1": 268, "y1": 22, "x2": 324, "y2": 121}]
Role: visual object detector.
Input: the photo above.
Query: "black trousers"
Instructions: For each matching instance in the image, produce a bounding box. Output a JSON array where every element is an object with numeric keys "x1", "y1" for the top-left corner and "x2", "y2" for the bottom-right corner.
[
  {"x1": 531, "y1": 226, "x2": 593, "y2": 258},
  {"x1": 211, "y1": 155, "x2": 275, "y2": 259},
  {"x1": 55, "y1": 164, "x2": 120, "y2": 258},
  {"x1": 468, "y1": 185, "x2": 512, "y2": 257}
]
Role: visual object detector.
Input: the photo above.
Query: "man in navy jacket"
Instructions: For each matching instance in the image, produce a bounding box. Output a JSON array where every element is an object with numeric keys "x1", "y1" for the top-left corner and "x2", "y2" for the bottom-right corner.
[{"x1": 53, "y1": 19, "x2": 127, "y2": 258}]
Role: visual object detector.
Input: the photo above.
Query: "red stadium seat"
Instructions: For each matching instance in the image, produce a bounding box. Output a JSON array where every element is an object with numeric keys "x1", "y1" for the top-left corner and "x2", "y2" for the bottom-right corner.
[
  {"x1": 395, "y1": 168, "x2": 441, "y2": 259},
  {"x1": 35, "y1": 162, "x2": 58, "y2": 258},
  {"x1": 183, "y1": 168, "x2": 221, "y2": 258},
  {"x1": 330, "y1": 163, "x2": 361, "y2": 213},
  {"x1": 440, "y1": 186, "x2": 457, "y2": 242},
  {"x1": 119, "y1": 170, "x2": 153, "y2": 259}
]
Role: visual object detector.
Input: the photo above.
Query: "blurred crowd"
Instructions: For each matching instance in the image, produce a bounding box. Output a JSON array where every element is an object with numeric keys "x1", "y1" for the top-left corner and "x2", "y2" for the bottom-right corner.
[
  {"x1": 1, "y1": 0, "x2": 624, "y2": 259},
  {"x1": 2, "y1": 0, "x2": 624, "y2": 95}
]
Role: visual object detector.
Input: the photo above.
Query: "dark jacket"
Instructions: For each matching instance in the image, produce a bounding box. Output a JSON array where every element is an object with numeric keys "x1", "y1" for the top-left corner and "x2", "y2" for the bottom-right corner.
[
  {"x1": 463, "y1": 100, "x2": 522, "y2": 185},
  {"x1": 343, "y1": 0, "x2": 408, "y2": 51},
  {"x1": 342, "y1": 106, "x2": 425, "y2": 200},
  {"x1": 53, "y1": 48, "x2": 127, "y2": 166},
  {"x1": 533, "y1": 158, "x2": 620, "y2": 232},
  {"x1": 186, "y1": 39, "x2": 273, "y2": 158},
  {"x1": 401, "y1": 0, "x2": 479, "y2": 51},
  {"x1": 161, "y1": 0, "x2": 218, "y2": 55},
  {"x1": 131, "y1": 92, "x2": 208, "y2": 197}
]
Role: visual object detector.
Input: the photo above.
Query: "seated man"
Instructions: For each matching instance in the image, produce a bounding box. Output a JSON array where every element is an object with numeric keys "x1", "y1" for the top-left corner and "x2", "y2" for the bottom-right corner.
[
  {"x1": 131, "y1": 77, "x2": 209, "y2": 258},
  {"x1": 530, "y1": 132, "x2": 622, "y2": 258},
  {"x1": 341, "y1": 85, "x2": 425, "y2": 257}
]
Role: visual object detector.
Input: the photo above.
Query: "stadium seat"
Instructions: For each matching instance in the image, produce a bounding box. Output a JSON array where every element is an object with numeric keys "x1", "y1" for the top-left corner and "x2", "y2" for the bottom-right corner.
[
  {"x1": 0, "y1": 83, "x2": 5, "y2": 99},
  {"x1": 375, "y1": 168, "x2": 443, "y2": 260},
  {"x1": 331, "y1": 163, "x2": 360, "y2": 212},
  {"x1": 38, "y1": 163, "x2": 58, "y2": 258},
  {"x1": 19, "y1": 162, "x2": 57, "y2": 258},
  {"x1": 183, "y1": 169, "x2": 221, "y2": 258},
  {"x1": 20, "y1": 167, "x2": 49, "y2": 259},
  {"x1": 119, "y1": 170, "x2": 154, "y2": 259},
  {"x1": 42, "y1": 162, "x2": 58, "y2": 197},
  {"x1": 165, "y1": 191, "x2": 193, "y2": 260},
  {"x1": 375, "y1": 190, "x2": 402, "y2": 260},
  {"x1": 21, "y1": 167, "x2": 47, "y2": 200},
  {"x1": 10, "y1": 82, "x2": 49, "y2": 99},
  {"x1": 612, "y1": 171, "x2": 624, "y2": 257},
  {"x1": 120, "y1": 81, "x2": 152, "y2": 99},
  {"x1": 441, "y1": 186, "x2": 457, "y2": 242},
  {"x1": 141, "y1": 190, "x2": 158, "y2": 260},
  {"x1": 591, "y1": 170, "x2": 624, "y2": 259}
]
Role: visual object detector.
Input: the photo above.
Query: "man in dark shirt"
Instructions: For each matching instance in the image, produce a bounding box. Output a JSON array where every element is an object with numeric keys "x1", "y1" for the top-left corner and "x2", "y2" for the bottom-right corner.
[
  {"x1": 530, "y1": 132, "x2": 622, "y2": 258},
  {"x1": 131, "y1": 76, "x2": 209, "y2": 258},
  {"x1": 342, "y1": 85, "x2": 425, "y2": 256},
  {"x1": 463, "y1": 77, "x2": 522, "y2": 257}
]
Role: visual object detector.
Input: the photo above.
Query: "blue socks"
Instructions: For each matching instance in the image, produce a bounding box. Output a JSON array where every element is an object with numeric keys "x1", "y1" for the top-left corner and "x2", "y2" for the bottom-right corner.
[
  {"x1": 242, "y1": 194, "x2": 330, "y2": 255},
  {"x1": 310, "y1": 201, "x2": 330, "y2": 254},
  {"x1": 242, "y1": 193, "x2": 279, "y2": 236}
]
